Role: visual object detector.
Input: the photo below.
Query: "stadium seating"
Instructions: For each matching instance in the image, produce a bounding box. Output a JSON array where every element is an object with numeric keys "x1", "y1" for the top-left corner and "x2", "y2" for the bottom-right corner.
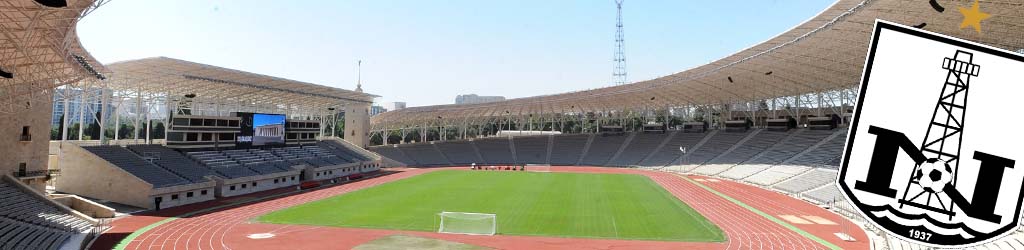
[
  {"x1": 785, "y1": 130, "x2": 848, "y2": 169},
  {"x1": 372, "y1": 146, "x2": 416, "y2": 165},
  {"x1": 745, "y1": 129, "x2": 834, "y2": 165},
  {"x1": 105, "y1": 144, "x2": 346, "y2": 181},
  {"x1": 579, "y1": 134, "x2": 629, "y2": 166},
  {"x1": 773, "y1": 169, "x2": 838, "y2": 193},
  {"x1": 680, "y1": 130, "x2": 750, "y2": 165},
  {"x1": 317, "y1": 140, "x2": 373, "y2": 162},
  {"x1": 548, "y1": 134, "x2": 590, "y2": 165},
  {"x1": 744, "y1": 165, "x2": 812, "y2": 186},
  {"x1": 690, "y1": 164, "x2": 736, "y2": 176},
  {"x1": 82, "y1": 146, "x2": 191, "y2": 187},
  {"x1": 369, "y1": 128, "x2": 848, "y2": 175},
  {"x1": 246, "y1": 161, "x2": 296, "y2": 175},
  {"x1": 513, "y1": 136, "x2": 549, "y2": 164},
  {"x1": 803, "y1": 184, "x2": 844, "y2": 205},
  {"x1": 707, "y1": 130, "x2": 790, "y2": 165},
  {"x1": 0, "y1": 180, "x2": 92, "y2": 250},
  {"x1": 435, "y1": 141, "x2": 482, "y2": 165},
  {"x1": 717, "y1": 164, "x2": 774, "y2": 180},
  {"x1": 128, "y1": 145, "x2": 223, "y2": 181},
  {"x1": 475, "y1": 138, "x2": 515, "y2": 164},
  {"x1": 637, "y1": 132, "x2": 707, "y2": 167},
  {"x1": 398, "y1": 144, "x2": 449, "y2": 166},
  {"x1": 606, "y1": 132, "x2": 666, "y2": 166}
]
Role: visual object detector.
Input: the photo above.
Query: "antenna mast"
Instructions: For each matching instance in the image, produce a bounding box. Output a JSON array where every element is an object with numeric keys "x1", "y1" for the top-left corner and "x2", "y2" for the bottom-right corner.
[
  {"x1": 355, "y1": 60, "x2": 363, "y2": 92},
  {"x1": 612, "y1": 0, "x2": 627, "y2": 85}
]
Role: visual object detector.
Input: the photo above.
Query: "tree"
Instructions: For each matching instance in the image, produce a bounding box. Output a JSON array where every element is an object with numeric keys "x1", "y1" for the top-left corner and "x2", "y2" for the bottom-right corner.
[
  {"x1": 118, "y1": 123, "x2": 135, "y2": 139},
  {"x1": 85, "y1": 122, "x2": 100, "y2": 140},
  {"x1": 53, "y1": 114, "x2": 65, "y2": 140},
  {"x1": 68, "y1": 123, "x2": 80, "y2": 140},
  {"x1": 404, "y1": 130, "x2": 421, "y2": 143},
  {"x1": 370, "y1": 133, "x2": 383, "y2": 145},
  {"x1": 386, "y1": 130, "x2": 402, "y2": 144},
  {"x1": 332, "y1": 112, "x2": 346, "y2": 139},
  {"x1": 151, "y1": 122, "x2": 166, "y2": 139}
]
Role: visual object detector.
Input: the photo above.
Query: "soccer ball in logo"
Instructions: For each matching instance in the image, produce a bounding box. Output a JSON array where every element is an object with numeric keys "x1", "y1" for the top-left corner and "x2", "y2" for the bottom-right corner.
[{"x1": 915, "y1": 159, "x2": 952, "y2": 193}]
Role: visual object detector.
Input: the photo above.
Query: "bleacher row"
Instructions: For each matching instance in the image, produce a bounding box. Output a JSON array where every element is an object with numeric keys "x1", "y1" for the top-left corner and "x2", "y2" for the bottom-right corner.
[
  {"x1": 0, "y1": 180, "x2": 91, "y2": 250},
  {"x1": 83, "y1": 140, "x2": 374, "y2": 188},
  {"x1": 371, "y1": 128, "x2": 846, "y2": 169}
]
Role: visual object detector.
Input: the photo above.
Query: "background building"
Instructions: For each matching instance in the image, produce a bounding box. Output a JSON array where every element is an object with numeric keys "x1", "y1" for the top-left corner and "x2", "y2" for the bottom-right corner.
[
  {"x1": 51, "y1": 88, "x2": 116, "y2": 126},
  {"x1": 455, "y1": 94, "x2": 505, "y2": 104},
  {"x1": 370, "y1": 105, "x2": 388, "y2": 116},
  {"x1": 383, "y1": 102, "x2": 406, "y2": 111}
]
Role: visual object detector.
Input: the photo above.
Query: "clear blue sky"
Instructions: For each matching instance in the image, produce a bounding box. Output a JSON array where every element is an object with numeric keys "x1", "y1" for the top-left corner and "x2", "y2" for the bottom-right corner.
[{"x1": 78, "y1": 0, "x2": 833, "y2": 107}]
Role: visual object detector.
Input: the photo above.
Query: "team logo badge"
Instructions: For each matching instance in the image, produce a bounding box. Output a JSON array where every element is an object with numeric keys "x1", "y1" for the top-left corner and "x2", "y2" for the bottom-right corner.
[{"x1": 839, "y1": 21, "x2": 1024, "y2": 247}]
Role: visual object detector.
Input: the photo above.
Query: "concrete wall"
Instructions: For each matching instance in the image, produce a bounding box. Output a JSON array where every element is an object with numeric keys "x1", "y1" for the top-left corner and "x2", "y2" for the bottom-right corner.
[
  {"x1": 55, "y1": 143, "x2": 216, "y2": 209},
  {"x1": 50, "y1": 194, "x2": 116, "y2": 219},
  {"x1": 306, "y1": 163, "x2": 359, "y2": 182},
  {"x1": 149, "y1": 185, "x2": 216, "y2": 209},
  {"x1": 56, "y1": 143, "x2": 154, "y2": 209},
  {"x1": 217, "y1": 172, "x2": 299, "y2": 197},
  {"x1": 0, "y1": 92, "x2": 54, "y2": 191}
]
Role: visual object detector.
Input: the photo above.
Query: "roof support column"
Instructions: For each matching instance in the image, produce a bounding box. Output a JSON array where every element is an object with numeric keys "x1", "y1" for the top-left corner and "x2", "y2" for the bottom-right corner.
[
  {"x1": 61, "y1": 87, "x2": 69, "y2": 141},
  {"x1": 114, "y1": 94, "x2": 121, "y2": 141},
  {"x1": 817, "y1": 92, "x2": 824, "y2": 117},
  {"x1": 133, "y1": 90, "x2": 141, "y2": 143},
  {"x1": 145, "y1": 97, "x2": 152, "y2": 145},
  {"x1": 164, "y1": 94, "x2": 171, "y2": 142},
  {"x1": 77, "y1": 87, "x2": 86, "y2": 141},
  {"x1": 99, "y1": 86, "x2": 109, "y2": 144}
]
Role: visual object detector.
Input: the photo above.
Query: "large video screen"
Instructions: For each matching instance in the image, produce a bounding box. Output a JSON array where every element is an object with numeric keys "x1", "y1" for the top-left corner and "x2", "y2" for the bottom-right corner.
[{"x1": 251, "y1": 113, "x2": 286, "y2": 146}]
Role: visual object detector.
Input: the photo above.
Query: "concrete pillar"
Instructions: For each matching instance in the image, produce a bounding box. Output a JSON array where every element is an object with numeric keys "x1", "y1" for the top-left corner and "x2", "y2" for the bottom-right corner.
[
  {"x1": 99, "y1": 87, "x2": 109, "y2": 144},
  {"x1": 61, "y1": 87, "x2": 69, "y2": 141},
  {"x1": 77, "y1": 89, "x2": 85, "y2": 141},
  {"x1": 344, "y1": 102, "x2": 371, "y2": 147},
  {"x1": 1, "y1": 91, "x2": 55, "y2": 191}
]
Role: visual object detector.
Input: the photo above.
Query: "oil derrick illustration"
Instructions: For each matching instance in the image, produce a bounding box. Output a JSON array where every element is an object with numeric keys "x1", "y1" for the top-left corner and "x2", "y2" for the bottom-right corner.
[{"x1": 898, "y1": 50, "x2": 980, "y2": 220}]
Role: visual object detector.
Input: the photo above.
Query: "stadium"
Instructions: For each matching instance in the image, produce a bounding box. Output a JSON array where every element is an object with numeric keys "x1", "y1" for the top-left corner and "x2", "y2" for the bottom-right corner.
[{"x1": 0, "y1": 0, "x2": 1022, "y2": 249}]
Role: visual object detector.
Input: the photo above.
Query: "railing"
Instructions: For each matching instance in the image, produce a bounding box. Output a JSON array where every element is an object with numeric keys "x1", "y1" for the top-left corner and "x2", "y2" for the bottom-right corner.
[
  {"x1": 142, "y1": 152, "x2": 162, "y2": 162},
  {"x1": 19, "y1": 134, "x2": 31, "y2": 142},
  {"x1": 12, "y1": 169, "x2": 60, "y2": 178},
  {"x1": 82, "y1": 218, "x2": 112, "y2": 250}
]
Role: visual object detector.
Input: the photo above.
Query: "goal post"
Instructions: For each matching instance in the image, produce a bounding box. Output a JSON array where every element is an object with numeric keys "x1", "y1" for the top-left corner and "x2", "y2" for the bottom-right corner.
[{"x1": 437, "y1": 211, "x2": 496, "y2": 236}]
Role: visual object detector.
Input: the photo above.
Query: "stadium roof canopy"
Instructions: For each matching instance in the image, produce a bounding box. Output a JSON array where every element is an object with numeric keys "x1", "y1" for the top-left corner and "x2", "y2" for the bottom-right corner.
[
  {"x1": 103, "y1": 57, "x2": 377, "y2": 113},
  {"x1": 0, "y1": 0, "x2": 108, "y2": 115},
  {"x1": 372, "y1": 0, "x2": 1024, "y2": 129}
]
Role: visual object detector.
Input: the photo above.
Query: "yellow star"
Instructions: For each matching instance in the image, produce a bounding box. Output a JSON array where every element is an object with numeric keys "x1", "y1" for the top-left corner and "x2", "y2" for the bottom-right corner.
[{"x1": 958, "y1": 0, "x2": 991, "y2": 33}]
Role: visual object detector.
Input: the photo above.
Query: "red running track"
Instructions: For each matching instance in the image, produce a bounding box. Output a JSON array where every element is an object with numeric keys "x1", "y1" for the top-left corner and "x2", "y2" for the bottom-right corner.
[{"x1": 98, "y1": 167, "x2": 869, "y2": 250}]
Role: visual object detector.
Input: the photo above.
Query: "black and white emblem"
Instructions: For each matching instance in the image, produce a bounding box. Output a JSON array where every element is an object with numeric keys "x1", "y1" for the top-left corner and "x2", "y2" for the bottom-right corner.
[{"x1": 839, "y1": 21, "x2": 1024, "y2": 247}]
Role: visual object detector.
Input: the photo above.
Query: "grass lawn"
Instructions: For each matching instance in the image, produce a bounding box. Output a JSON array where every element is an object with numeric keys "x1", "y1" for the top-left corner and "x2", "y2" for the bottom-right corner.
[{"x1": 256, "y1": 170, "x2": 724, "y2": 242}]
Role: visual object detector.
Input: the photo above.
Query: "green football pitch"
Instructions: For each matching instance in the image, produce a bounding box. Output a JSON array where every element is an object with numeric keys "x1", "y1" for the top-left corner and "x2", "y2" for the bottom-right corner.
[{"x1": 256, "y1": 170, "x2": 724, "y2": 242}]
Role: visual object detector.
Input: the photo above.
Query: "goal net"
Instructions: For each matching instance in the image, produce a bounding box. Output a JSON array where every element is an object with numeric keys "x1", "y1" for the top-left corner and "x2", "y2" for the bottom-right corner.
[{"x1": 438, "y1": 212, "x2": 496, "y2": 236}]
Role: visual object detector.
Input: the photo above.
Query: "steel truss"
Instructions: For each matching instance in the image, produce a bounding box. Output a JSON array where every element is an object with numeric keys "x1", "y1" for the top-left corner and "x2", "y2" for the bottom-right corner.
[
  {"x1": 369, "y1": 0, "x2": 1024, "y2": 146},
  {"x1": 368, "y1": 87, "x2": 860, "y2": 146},
  {"x1": 0, "y1": 0, "x2": 109, "y2": 116},
  {"x1": 51, "y1": 57, "x2": 376, "y2": 144}
]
